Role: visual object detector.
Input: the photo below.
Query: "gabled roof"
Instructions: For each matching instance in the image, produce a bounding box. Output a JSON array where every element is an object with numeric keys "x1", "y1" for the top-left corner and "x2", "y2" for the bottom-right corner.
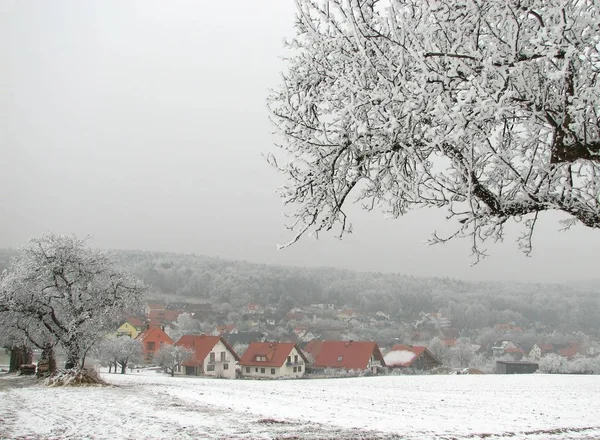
[
  {"x1": 311, "y1": 341, "x2": 385, "y2": 370},
  {"x1": 121, "y1": 316, "x2": 146, "y2": 327},
  {"x1": 303, "y1": 340, "x2": 324, "y2": 360},
  {"x1": 385, "y1": 345, "x2": 439, "y2": 367},
  {"x1": 136, "y1": 326, "x2": 173, "y2": 345},
  {"x1": 558, "y1": 344, "x2": 580, "y2": 359},
  {"x1": 148, "y1": 309, "x2": 182, "y2": 322},
  {"x1": 175, "y1": 334, "x2": 240, "y2": 366},
  {"x1": 239, "y1": 342, "x2": 307, "y2": 368},
  {"x1": 225, "y1": 331, "x2": 267, "y2": 346}
]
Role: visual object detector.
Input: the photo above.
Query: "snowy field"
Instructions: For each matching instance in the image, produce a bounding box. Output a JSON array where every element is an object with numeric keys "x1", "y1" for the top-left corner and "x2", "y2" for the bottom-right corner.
[{"x1": 1, "y1": 371, "x2": 600, "y2": 440}]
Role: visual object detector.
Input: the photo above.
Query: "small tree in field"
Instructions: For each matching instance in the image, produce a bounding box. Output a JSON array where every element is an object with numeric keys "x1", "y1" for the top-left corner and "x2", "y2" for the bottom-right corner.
[
  {"x1": 0, "y1": 234, "x2": 147, "y2": 371},
  {"x1": 269, "y1": 0, "x2": 600, "y2": 259},
  {"x1": 154, "y1": 344, "x2": 193, "y2": 377}
]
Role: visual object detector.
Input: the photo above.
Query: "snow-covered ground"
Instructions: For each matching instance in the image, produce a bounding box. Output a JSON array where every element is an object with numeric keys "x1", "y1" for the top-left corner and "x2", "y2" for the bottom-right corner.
[{"x1": 1, "y1": 371, "x2": 599, "y2": 439}]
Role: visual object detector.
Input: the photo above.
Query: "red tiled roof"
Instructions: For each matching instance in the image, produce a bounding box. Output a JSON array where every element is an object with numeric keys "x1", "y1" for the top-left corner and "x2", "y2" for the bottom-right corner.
[
  {"x1": 558, "y1": 344, "x2": 580, "y2": 359},
  {"x1": 148, "y1": 310, "x2": 182, "y2": 322},
  {"x1": 303, "y1": 340, "x2": 323, "y2": 357},
  {"x1": 175, "y1": 335, "x2": 240, "y2": 366},
  {"x1": 311, "y1": 341, "x2": 385, "y2": 370},
  {"x1": 239, "y1": 342, "x2": 307, "y2": 368},
  {"x1": 540, "y1": 344, "x2": 554, "y2": 352},
  {"x1": 122, "y1": 316, "x2": 146, "y2": 327}
]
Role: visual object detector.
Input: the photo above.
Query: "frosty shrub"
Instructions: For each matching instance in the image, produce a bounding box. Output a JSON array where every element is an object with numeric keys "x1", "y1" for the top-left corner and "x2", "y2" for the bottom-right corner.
[
  {"x1": 269, "y1": 0, "x2": 600, "y2": 259},
  {"x1": 539, "y1": 353, "x2": 600, "y2": 374}
]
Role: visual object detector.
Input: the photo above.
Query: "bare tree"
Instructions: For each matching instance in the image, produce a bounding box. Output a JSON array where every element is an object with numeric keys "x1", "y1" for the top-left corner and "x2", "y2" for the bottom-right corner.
[
  {"x1": 269, "y1": 0, "x2": 600, "y2": 259},
  {"x1": 0, "y1": 234, "x2": 147, "y2": 370},
  {"x1": 154, "y1": 344, "x2": 194, "y2": 377}
]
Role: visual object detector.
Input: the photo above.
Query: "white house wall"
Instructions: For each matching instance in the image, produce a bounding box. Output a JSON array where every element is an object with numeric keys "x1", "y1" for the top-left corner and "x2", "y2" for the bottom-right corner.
[{"x1": 241, "y1": 347, "x2": 305, "y2": 379}]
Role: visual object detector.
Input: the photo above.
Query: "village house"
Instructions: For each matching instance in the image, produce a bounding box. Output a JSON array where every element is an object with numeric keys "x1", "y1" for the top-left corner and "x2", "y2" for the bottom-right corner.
[
  {"x1": 145, "y1": 300, "x2": 166, "y2": 316},
  {"x1": 175, "y1": 335, "x2": 239, "y2": 379},
  {"x1": 492, "y1": 341, "x2": 524, "y2": 359},
  {"x1": 306, "y1": 340, "x2": 385, "y2": 374},
  {"x1": 239, "y1": 342, "x2": 308, "y2": 378},
  {"x1": 136, "y1": 326, "x2": 173, "y2": 362},
  {"x1": 116, "y1": 316, "x2": 147, "y2": 339},
  {"x1": 384, "y1": 345, "x2": 442, "y2": 371},
  {"x1": 245, "y1": 303, "x2": 264, "y2": 314},
  {"x1": 494, "y1": 323, "x2": 524, "y2": 334},
  {"x1": 212, "y1": 324, "x2": 238, "y2": 336}
]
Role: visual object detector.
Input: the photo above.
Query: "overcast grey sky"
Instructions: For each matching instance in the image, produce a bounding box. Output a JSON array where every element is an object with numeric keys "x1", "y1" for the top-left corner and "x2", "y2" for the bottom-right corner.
[{"x1": 2, "y1": 0, "x2": 600, "y2": 282}]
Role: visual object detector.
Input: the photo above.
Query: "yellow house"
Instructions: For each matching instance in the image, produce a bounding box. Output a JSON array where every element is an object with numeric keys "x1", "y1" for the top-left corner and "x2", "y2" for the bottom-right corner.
[{"x1": 116, "y1": 317, "x2": 147, "y2": 339}]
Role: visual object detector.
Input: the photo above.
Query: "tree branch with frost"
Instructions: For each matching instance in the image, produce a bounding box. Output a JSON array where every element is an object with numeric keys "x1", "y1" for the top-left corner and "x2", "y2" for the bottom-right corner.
[{"x1": 268, "y1": 0, "x2": 600, "y2": 259}]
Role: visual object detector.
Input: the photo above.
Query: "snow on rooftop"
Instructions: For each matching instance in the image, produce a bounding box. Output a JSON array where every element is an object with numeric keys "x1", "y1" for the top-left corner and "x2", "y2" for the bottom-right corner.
[{"x1": 384, "y1": 350, "x2": 416, "y2": 366}]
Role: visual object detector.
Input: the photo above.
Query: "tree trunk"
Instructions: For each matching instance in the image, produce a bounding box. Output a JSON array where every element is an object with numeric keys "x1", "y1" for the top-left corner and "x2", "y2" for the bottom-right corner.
[
  {"x1": 9, "y1": 346, "x2": 24, "y2": 373},
  {"x1": 40, "y1": 346, "x2": 57, "y2": 374},
  {"x1": 120, "y1": 363, "x2": 126, "y2": 374},
  {"x1": 170, "y1": 368, "x2": 175, "y2": 377},
  {"x1": 108, "y1": 364, "x2": 112, "y2": 373}
]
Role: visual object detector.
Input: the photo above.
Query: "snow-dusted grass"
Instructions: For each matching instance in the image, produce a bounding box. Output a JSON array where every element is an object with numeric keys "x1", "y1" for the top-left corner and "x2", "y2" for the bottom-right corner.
[{"x1": 1, "y1": 371, "x2": 600, "y2": 439}]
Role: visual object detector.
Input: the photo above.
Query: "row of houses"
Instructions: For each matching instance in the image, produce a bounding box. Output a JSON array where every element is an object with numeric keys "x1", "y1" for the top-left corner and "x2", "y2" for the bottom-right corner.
[{"x1": 134, "y1": 325, "x2": 442, "y2": 379}]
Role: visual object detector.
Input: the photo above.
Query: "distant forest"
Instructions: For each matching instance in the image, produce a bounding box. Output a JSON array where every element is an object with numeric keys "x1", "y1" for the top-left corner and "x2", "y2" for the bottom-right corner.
[{"x1": 1, "y1": 248, "x2": 598, "y2": 334}]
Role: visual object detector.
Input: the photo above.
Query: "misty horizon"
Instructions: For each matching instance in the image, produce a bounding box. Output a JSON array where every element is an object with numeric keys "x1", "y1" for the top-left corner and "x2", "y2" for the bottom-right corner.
[{"x1": 3, "y1": 1, "x2": 600, "y2": 283}]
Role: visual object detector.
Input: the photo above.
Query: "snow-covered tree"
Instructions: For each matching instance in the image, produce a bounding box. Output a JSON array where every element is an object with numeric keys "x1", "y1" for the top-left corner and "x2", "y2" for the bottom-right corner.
[
  {"x1": 0, "y1": 234, "x2": 147, "y2": 370},
  {"x1": 154, "y1": 344, "x2": 193, "y2": 377},
  {"x1": 168, "y1": 313, "x2": 201, "y2": 342},
  {"x1": 538, "y1": 353, "x2": 570, "y2": 373},
  {"x1": 269, "y1": 0, "x2": 600, "y2": 259},
  {"x1": 97, "y1": 336, "x2": 143, "y2": 374},
  {"x1": 451, "y1": 338, "x2": 475, "y2": 368},
  {"x1": 427, "y1": 337, "x2": 449, "y2": 365}
]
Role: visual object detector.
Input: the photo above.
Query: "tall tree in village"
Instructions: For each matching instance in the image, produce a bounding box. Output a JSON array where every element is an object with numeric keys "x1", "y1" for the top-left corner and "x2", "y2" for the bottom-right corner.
[
  {"x1": 268, "y1": 0, "x2": 600, "y2": 259},
  {"x1": 0, "y1": 233, "x2": 147, "y2": 371}
]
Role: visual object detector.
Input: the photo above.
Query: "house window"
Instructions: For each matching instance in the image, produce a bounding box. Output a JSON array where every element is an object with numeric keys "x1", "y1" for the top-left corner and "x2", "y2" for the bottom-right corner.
[
  {"x1": 294, "y1": 355, "x2": 298, "y2": 363},
  {"x1": 255, "y1": 368, "x2": 258, "y2": 372},
  {"x1": 260, "y1": 368, "x2": 265, "y2": 373},
  {"x1": 246, "y1": 367, "x2": 250, "y2": 373},
  {"x1": 293, "y1": 367, "x2": 297, "y2": 372},
  {"x1": 209, "y1": 352, "x2": 215, "y2": 363},
  {"x1": 337, "y1": 356, "x2": 343, "y2": 362},
  {"x1": 298, "y1": 366, "x2": 302, "y2": 372},
  {"x1": 287, "y1": 356, "x2": 291, "y2": 363},
  {"x1": 271, "y1": 368, "x2": 275, "y2": 374},
  {"x1": 254, "y1": 355, "x2": 266, "y2": 362},
  {"x1": 224, "y1": 363, "x2": 229, "y2": 370},
  {"x1": 177, "y1": 365, "x2": 181, "y2": 372},
  {"x1": 221, "y1": 351, "x2": 226, "y2": 362},
  {"x1": 147, "y1": 342, "x2": 155, "y2": 351},
  {"x1": 207, "y1": 364, "x2": 215, "y2": 372}
]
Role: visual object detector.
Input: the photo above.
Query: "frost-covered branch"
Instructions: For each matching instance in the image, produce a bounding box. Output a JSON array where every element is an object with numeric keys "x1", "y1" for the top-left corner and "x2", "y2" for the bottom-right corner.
[{"x1": 268, "y1": 0, "x2": 600, "y2": 259}]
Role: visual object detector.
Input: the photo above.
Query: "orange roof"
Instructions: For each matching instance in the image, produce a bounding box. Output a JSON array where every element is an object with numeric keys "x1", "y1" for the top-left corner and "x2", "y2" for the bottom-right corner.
[
  {"x1": 311, "y1": 341, "x2": 385, "y2": 370},
  {"x1": 239, "y1": 342, "x2": 307, "y2": 368},
  {"x1": 136, "y1": 326, "x2": 173, "y2": 354},
  {"x1": 175, "y1": 335, "x2": 240, "y2": 366}
]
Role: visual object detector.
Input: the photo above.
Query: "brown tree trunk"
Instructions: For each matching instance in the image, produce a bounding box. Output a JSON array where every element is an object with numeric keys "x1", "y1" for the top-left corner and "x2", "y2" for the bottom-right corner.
[{"x1": 9, "y1": 346, "x2": 24, "y2": 373}]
